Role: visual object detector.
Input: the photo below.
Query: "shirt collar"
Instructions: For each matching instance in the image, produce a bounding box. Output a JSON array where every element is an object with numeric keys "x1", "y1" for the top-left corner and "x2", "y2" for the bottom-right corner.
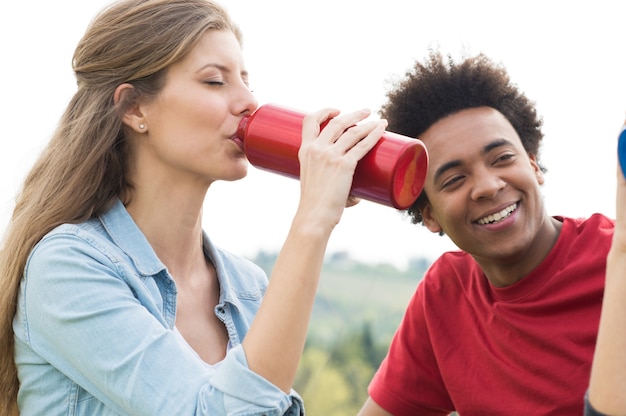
[
  {"x1": 98, "y1": 199, "x2": 166, "y2": 277},
  {"x1": 99, "y1": 199, "x2": 242, "y2": 308}
]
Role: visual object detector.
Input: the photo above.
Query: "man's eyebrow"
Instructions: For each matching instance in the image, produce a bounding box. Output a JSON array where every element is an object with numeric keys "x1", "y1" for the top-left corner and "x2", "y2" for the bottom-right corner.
[
  {"x1": 482, "y1": 138, "x2": 512, "y2": 154},
  {"x1": 433, "y1": 160, "x2": 463, "y2": 184},
  {"x1": 432, "y1": 138, "x2": 514, "y2": 184}
]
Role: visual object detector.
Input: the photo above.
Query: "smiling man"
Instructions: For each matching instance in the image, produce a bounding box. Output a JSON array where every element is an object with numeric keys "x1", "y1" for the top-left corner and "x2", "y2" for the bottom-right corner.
[{"x1": 358, "y1": 52, "x2": 614, "y2": 416}]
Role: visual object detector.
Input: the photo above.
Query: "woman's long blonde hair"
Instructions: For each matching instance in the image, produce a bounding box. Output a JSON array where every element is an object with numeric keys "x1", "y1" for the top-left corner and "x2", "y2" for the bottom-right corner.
[{"x1": 0, "y1": 1, "x2": 241, "y2": 413}]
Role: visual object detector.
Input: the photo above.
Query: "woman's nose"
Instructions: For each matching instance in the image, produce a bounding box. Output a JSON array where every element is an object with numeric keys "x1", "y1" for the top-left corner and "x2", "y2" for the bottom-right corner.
[{"x1": 236, "y1": 82, "x2": 258, "y2": 116}]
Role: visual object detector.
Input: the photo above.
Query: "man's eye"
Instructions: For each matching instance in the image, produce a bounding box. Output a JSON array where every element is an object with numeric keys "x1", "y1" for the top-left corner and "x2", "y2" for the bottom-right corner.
[
  {"x1": 441, "y1": 175, "x2": 464, "y2": 189},
  {"x1": 494, "y1": 153, "x2": 515, "y2": 165}
]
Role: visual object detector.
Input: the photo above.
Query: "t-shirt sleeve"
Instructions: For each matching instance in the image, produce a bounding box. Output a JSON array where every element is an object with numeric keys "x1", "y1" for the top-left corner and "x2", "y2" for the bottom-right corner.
[{"x1": 368, "y1": 276, "x2": 454, "y2": 416}]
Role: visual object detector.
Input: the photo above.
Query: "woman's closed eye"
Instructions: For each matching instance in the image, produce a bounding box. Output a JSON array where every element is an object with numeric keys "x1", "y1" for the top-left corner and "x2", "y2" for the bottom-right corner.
[{"x1": 204, "y1": 80, "x2": 225, "y2": 86}]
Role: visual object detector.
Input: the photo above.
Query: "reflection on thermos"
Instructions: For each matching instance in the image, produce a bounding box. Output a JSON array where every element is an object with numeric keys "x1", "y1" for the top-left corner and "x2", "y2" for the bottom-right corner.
[{"x1": 236, "y1": 103, "x2": 429, "y2": 209}]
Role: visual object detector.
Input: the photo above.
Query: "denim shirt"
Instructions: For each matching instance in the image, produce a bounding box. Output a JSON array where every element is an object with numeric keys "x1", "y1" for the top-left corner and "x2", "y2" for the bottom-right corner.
[{"x1": 14, "y1": 199, "x2": 304, "y2": 415}]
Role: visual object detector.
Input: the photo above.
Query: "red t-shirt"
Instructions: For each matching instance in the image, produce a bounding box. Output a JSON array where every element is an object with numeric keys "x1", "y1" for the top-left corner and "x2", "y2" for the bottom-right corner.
[{"x1": 369, "y1": 214, "x2": 614, "y2": 416}]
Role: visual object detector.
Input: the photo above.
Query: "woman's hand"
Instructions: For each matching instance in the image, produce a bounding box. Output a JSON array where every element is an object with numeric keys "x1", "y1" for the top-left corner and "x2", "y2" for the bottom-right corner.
[{"x1": 296, "y1": 108, "x2": 387, "y2": 230}]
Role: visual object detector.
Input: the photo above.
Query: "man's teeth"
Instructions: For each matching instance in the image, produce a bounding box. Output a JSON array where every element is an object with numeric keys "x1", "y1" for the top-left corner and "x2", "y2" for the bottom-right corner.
[{"x1": 477, "y1": 204, "x2": 517, "y2": 225}]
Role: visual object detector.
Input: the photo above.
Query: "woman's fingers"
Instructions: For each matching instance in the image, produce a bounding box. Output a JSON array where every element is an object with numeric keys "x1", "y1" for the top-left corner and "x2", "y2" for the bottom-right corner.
[
  {"x1": 300, "y1": 108, "x2": 342, "y2": 145},
  {"x1": 297, "y1": 108, "x2": 387, "y2": 220},
  {"x1": 302, "y1": 108, "x2": 372, "y2": 144},
  {"x1": 336, "y1": 118, "x2": 388, "y2": 159}
]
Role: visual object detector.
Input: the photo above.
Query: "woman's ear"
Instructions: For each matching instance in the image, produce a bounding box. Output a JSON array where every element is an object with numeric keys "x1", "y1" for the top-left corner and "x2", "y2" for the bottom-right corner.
[
  {"x1": 421, "y1": 202, "x2": 443, "y2": 234},
  {"x1": 114, "y1": 83, "x2": 147, "y2": 134}
]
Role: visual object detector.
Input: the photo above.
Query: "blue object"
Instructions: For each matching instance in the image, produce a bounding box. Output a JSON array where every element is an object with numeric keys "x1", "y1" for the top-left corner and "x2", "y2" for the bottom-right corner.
[{"x1": 619, "y1": 125, "x2": 626, "y2": 178}]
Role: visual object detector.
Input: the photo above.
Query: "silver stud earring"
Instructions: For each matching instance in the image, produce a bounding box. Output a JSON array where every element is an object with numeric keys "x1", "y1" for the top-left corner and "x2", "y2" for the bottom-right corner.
[{"x1": 139, "y1": 124, "x2": 145, "y2": 130}]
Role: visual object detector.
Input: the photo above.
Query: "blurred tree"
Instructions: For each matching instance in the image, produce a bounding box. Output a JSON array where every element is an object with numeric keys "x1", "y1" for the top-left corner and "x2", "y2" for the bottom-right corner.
[
  {"x1": 295, "y1": 324, "x2": 389, "y2": 415},
  {"x1": 295, "y1": 347, "x2": 354, "y2": 415}
]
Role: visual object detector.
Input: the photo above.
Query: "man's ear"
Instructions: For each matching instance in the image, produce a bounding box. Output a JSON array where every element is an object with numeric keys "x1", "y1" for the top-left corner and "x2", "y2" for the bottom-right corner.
[
  {"x1": 114, "y1": 83, "x2": 147, "y2": 134},
  {"x1": 528, "y1": 153, "x2": 544, "y2": 185},
  {"x1": 421, "y1": 202, "x2": 443, "y2": 234}
]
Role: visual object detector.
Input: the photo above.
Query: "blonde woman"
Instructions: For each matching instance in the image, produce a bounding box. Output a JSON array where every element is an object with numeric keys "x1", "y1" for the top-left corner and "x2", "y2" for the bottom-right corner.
[{"x1": 0, "y1": 0, "x2": 386, "y2": 414}]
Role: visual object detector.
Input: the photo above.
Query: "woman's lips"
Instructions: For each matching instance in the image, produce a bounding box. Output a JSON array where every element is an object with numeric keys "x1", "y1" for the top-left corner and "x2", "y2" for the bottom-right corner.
[{"x1": 231, "y1": 135, "x2": 244, "y2": 151}]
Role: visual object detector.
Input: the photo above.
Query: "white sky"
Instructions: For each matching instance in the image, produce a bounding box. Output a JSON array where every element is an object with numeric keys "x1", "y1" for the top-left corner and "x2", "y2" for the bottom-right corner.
[{"x1": 1, "y1": 0, "x2": 625, "y2": 269}]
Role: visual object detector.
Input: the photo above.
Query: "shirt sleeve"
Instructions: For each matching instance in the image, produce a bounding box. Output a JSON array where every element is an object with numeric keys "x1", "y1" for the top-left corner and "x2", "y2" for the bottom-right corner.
[
  {"x1": 209, "y1": 346, "x2": 304, "y2": 415},
  {"x1": 367, "y1": 279, "x2": 453, "y2": 416},
  {"x1": 17, "y1": 232, "x2": 302, "y2": 415}
]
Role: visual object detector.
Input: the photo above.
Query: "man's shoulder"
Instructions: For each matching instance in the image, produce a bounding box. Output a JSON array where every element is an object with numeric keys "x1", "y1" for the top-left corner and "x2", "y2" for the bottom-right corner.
[
  {"x1": 431, "y1": 250, "x2": 476, "y2": 268},
  {"x1": 560, "y1": 213, "x2": 614, "y2": 228},
  {"x1": 423, "y1": 250, "x2": 481, "y2": 286},
  {"x1": 560, "y1": 213, "x2": 615, "y2": 238}
]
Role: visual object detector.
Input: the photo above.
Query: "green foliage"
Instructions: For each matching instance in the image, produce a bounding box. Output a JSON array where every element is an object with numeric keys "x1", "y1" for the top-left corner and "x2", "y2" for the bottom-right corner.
[
  {"x1": 251, "y1": 251, "x2": 431, "y2": 416},
  {"x1": 295, "y1": 325, "x2": 382, "y2": 415},
  {"x1": 294, "y1": 348, "x2": 354, "y2": 416}
]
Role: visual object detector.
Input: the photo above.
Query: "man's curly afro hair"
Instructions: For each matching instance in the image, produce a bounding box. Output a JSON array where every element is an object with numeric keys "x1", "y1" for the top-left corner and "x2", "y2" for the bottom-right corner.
[{"x1": 380, "y1": 50, "x2": 545, "y2": 225}]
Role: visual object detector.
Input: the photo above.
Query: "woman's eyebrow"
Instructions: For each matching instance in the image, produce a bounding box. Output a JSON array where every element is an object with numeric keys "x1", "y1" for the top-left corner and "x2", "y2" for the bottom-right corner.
[{"x1": 197, "y1": 63, "x2": 249, "y2": 81}]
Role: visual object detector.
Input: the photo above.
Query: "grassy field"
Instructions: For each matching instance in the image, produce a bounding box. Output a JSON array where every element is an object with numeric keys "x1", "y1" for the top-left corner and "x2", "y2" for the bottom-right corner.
[
  {"x1": 252, "y1": 250, "x2": 428, "y2": 345},
  {"x1": 309, "y1": 260, "x2": 426, "y2": 345}
]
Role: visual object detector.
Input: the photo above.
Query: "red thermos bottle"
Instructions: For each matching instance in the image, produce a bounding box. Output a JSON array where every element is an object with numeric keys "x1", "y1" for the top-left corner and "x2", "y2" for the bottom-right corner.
[{"x1": 236, "y1": 103, "x2": 429, "y2": 209}]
